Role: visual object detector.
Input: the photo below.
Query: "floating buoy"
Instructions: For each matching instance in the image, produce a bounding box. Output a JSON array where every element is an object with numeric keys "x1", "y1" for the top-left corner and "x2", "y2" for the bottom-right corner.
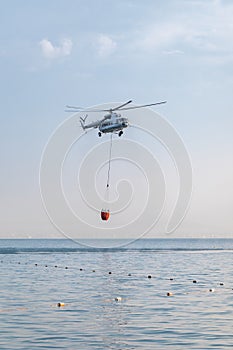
[
  {"x1": 57, "y1": 302, "x2": 65, "y2": 307},
  {"x1": 101, "y1": 209, "x2": 110, "y2": 221},
  {"x1": 115, "y1": 297, "x2": 122, "y2": 302}
]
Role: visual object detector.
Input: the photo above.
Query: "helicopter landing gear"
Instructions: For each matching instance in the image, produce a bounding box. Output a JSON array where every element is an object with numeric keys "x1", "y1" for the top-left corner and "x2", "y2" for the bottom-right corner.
[
  {"x1": 119, "y1": 131, "x2": 123, "y2": 137},
  {"x1": 98, "y1": 132, "x2": 102, "y2": 137}
]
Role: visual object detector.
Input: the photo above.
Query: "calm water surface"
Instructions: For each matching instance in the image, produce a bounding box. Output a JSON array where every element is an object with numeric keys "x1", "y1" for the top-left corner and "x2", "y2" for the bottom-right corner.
[{"x1": 0, "y1": 239, "x2": 232, "y2": 349}]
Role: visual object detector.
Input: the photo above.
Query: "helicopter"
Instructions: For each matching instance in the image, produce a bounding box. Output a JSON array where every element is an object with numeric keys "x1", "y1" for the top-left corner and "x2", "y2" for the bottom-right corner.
[{"x1": 66, "y1": 100, "x2": 166, "y2": 137}]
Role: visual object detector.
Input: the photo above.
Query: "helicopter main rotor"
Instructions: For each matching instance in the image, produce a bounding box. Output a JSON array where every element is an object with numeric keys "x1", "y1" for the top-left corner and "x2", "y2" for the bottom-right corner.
[{"x1": 65, "y1": 100, "x2": 167, "y2": 113}]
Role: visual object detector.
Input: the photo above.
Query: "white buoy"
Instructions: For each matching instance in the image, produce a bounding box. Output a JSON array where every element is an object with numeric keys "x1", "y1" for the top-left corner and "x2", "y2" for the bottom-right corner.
[
  {"x1": 114, "y1": 297, "x2": 122, "y2": 302},
  {"x1": 57, "y1": 302, "x2": 65, "y2": 307}
]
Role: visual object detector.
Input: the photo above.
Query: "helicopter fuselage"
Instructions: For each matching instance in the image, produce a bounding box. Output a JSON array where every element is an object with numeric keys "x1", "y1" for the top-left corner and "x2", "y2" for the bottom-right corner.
[
  {"x1": 99, "y1": 112, "x2": 128, "y2": 134},
  {"x1": 68, "y1": 99, "x2": 166, "y2": 137},
  {"x1": 75, "y1": 100, "x2": 166, "y2": 136}
]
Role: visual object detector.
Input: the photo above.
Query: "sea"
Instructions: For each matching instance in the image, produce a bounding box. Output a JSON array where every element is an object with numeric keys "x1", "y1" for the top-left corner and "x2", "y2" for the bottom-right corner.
[{"x1": 0, "y1": 238, "x2": 233, "y2": 350}]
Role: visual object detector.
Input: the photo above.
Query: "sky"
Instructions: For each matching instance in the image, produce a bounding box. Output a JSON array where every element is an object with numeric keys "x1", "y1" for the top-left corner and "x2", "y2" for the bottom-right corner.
[{"x1": 1, "y1": 0, "x2": 233, "y2": 239}]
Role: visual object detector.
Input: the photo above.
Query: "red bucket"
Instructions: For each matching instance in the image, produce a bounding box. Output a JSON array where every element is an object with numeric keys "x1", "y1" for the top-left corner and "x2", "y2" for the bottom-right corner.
[{"x1": 101, "y1": 210, "x2": 110, "y2": 221}]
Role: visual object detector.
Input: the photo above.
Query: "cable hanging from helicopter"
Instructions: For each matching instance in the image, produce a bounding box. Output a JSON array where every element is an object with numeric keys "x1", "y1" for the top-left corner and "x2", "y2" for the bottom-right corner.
[
  {"x1": 65, "y1": 100, "x2": 167, "y2": 221},
  {"x1": 100, "y1": 133, "x2": 113, "y2": 221}
]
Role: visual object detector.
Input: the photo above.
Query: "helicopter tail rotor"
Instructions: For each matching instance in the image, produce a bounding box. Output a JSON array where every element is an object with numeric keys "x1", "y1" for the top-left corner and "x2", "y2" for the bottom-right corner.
[{"x1": 80, "y1": 114, "x2": 88, "y2": 130}]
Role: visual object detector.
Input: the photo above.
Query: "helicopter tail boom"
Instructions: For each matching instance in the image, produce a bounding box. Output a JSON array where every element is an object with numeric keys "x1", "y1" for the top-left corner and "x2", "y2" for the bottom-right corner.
[{"x1": 80, "y1": 115, "x2": 103, "y2": 130}]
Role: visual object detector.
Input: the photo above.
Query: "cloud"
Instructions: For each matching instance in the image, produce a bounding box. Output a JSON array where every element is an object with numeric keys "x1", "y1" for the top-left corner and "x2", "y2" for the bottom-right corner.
[
  {"x1": 134, "y1": 0, "x2": 233, "y2": 63},
  {"x1": 140, "y1": 23, "x2": 185, "y2": 51},
  {"x1": 96, "y1": 34, "x2": 117, "y2": 58},
  {"x1": 39, "y1": 38, "x2": 73, "y2": 59},
  {"x1": 163, "y1": 50, "x2": 184, "y2": 56}
]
